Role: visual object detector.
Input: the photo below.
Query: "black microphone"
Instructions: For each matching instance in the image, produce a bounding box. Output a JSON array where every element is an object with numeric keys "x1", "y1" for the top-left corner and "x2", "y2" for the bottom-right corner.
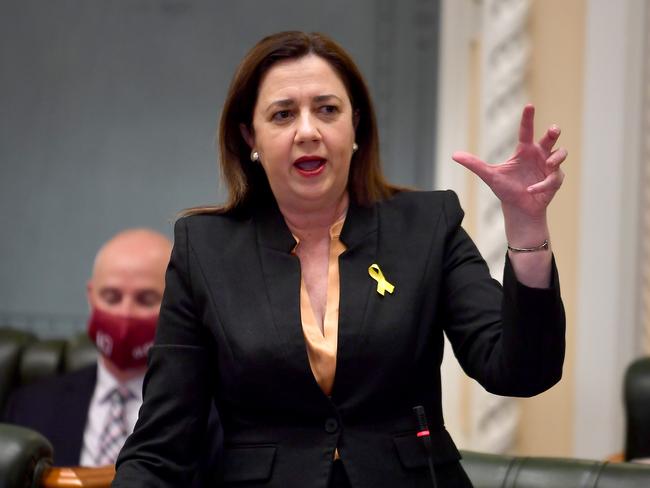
[{"x1": 413, "y1": 405, "x2": 438, "y2": 488}]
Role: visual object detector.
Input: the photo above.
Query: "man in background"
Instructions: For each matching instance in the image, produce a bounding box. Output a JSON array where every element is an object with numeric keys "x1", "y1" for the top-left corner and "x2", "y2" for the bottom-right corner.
[{"x1": 4, "y1": 228, "x2": 171, "y2": 467}]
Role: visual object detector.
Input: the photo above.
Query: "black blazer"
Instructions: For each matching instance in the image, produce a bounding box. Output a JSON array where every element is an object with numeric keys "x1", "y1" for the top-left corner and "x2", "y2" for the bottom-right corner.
[
  {"x1": 3, "y1": 365, "x2": 96, "y2": 465},
  {"x1": 113, "y1": 191, "x2": 565, "y2": 488}
]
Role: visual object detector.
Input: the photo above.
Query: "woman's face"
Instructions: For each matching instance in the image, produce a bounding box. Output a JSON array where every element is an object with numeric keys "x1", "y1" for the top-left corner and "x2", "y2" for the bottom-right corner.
[{"x1": 242, "y1": 54, "x2": 356, "y2": 212}]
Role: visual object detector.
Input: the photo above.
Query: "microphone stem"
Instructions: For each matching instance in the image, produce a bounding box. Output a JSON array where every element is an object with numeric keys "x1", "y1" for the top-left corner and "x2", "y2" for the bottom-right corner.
[{"x1": 413, "y1": 406, "x2": 438, "y2": 488}]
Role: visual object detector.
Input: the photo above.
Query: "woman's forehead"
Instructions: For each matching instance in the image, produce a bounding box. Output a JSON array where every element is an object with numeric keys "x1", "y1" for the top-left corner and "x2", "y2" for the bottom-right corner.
[{"x1": 256, "y1": 54, "x2": 349, "y2": 104}]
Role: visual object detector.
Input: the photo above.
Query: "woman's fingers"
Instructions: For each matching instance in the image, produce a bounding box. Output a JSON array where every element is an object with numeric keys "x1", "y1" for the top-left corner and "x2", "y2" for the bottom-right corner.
[
  {"x1": 518, "y1": 104, "x2": 535, "y2": 144},
  {"x1": 546, "y1": 147, "x2": 568, "y2": 169},
  {"x1": 452, "y1": 151, "x2": 492, "y2": 183},
  {"x1": 539, "y1": 125, "x2": 561, "y2": 153},
  {"x1": 527, "y1": 168, "x2": 565, "y2": 194}
]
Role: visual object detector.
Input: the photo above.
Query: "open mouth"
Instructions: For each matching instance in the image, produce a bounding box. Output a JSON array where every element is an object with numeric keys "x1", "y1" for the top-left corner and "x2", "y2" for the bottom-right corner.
[{"x1": 293, "y1": 157, "x2": 326, "y2": 176}]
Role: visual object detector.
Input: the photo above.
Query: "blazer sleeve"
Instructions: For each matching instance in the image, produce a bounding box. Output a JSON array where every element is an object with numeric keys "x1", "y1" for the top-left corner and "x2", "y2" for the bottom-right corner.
[
  {"x1": 113, "y1": 218, "x2": 218, "y2": 487},
  {"x1": 439, "y1": 191, "x2": 566, "y2": 397}
]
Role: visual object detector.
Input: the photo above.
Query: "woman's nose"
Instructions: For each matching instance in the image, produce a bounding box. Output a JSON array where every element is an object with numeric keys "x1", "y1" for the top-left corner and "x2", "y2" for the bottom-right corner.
[{"x1": 295, "y1": 113, "x2": 321, "y2": 143}]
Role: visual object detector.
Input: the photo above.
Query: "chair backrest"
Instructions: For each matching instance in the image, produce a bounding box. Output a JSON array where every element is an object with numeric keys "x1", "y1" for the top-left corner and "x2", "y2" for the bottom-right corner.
[
  {"x1": 460, "y1": 450, "x2": 650, "y2": 488},
  {"x1": 624, "y1": 356, "x2": 650, "y2": 461},
  {"x1": 0, "y1": 422, "x2": 113, "y2": 488},
  {"x1": 0, "y1": 327, "x2": 97, "y2": 415},
  {"x1": 0, "y1": 423, "x2": 53, "y2": 488}
]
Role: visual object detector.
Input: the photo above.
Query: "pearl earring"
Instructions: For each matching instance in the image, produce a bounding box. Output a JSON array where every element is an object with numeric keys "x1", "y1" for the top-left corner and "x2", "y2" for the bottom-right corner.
[
  {"x1": 352, "y1": 142, "x2": 358, "y2": 153},
  {"x1": 250, "y1": 150, "x2": 259, "y2": 162}
]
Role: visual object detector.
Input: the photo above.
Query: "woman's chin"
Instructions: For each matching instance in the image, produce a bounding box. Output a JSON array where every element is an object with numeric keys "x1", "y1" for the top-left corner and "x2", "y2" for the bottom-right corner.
[{"x1": 278, "y1": 186, "x2": 346, "y2": 211}]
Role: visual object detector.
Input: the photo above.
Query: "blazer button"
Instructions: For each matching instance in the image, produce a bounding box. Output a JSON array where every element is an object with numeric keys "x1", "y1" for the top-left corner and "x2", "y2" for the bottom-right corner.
[{"x1": 324, "y1": 418, "x2": 339, "y2": 434}]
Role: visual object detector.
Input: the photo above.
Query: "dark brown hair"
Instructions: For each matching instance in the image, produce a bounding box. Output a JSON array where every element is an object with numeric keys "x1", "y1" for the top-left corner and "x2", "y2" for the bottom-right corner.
[{"x1": 185, "y1": 31, "x2": 400, "y2": 215}]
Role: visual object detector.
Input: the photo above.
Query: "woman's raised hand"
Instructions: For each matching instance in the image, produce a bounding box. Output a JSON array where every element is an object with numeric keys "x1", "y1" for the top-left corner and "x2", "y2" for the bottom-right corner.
[{"x1": 452, "y1": 104, "x2": 567, "y2": 220}]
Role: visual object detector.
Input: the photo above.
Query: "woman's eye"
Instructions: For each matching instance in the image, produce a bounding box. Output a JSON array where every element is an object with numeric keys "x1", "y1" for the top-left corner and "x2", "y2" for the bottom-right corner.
[
  {"x1": 272, "y1": 110, "x2": 292, "y2": 121},
  {"x1": 320, "y1": 105, "x2": 339, "y2": 115}
]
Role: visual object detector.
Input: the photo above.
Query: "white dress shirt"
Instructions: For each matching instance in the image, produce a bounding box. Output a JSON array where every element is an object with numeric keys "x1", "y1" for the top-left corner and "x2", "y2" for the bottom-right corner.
[{"x1": 79, "y1": 360, "x2": 144, "y2": 466}]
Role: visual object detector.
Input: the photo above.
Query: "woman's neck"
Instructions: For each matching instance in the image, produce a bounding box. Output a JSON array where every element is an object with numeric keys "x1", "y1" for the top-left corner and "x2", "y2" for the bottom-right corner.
[{"x1": 280, "y1": 192, "x2": 349, "y2": 242}]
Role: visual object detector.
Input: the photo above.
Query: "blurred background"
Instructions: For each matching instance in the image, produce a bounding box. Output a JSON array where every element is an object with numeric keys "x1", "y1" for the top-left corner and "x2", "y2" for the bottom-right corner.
[{"x1": 1, "y1": 0, "x2": 648, "y2": 466}]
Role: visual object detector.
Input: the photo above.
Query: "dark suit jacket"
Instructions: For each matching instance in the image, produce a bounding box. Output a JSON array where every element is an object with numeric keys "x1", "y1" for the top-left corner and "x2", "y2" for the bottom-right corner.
[
  {"x1": 113, "y1": 191, "x2": 565, "y2": 488},
  {"x1": 3, "y1": 365, "x2": 96, "y2": 465}
]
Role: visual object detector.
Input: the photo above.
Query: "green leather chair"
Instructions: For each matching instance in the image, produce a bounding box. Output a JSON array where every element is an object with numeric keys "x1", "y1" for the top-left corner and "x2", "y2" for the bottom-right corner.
[
  {"x1": 460, "y1": 450, "x2": 650, "y2": 488},
  {"x1": 624, "y1": 356, "x2": 650, "y2": 461},
  {"x1": 0, "y1": 423, "x2": 53, "y2": 488},
  {"x1": 0, "y1": 327, "x2": 97, "y2": 415}
]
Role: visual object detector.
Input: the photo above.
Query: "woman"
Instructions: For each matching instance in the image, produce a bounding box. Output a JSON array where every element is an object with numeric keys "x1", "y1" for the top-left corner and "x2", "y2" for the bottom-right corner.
[{"x1": 113, "y1": 31, "x2": 566, "y2": 488}]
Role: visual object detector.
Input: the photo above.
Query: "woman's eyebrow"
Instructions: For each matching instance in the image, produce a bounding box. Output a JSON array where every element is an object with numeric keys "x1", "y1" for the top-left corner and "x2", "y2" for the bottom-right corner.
[
  {"x1": 313, "y1": 94, "x2": 342, "y2": 103},
  {"x1": 265, "y1": 99, "x2": 295, "y2": 111},
  {"x1": 264, "y1": 94, "x2": 343, "y2": 113}
]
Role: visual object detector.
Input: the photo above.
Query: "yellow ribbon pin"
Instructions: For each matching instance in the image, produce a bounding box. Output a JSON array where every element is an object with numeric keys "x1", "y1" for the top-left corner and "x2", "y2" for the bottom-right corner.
[{"x1": 368, "y1": 263, "x2": 395, "y2": 296}]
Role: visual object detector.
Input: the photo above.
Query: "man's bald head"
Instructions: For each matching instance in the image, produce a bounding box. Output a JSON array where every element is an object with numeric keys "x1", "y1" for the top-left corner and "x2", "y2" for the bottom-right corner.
[{"x1": 87, "y1": 228, "x2": 172, "y2": 318}]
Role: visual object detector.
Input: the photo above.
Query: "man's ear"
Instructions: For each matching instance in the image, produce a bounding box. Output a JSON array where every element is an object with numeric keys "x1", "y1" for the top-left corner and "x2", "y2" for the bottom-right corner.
[
  {"x1": 86, "y1": 280, "x2": 94, "y2": 311},
  {"x1": 239, "y1": 123, "x2": 255, "y2": 149}
]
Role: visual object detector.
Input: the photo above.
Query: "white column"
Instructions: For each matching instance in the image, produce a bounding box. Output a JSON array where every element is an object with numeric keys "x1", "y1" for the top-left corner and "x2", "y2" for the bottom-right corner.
[
  {"x1": 640, "y1": 4, "x2": 650, "y2": 356},
  {"x1": 573, "y1": 0, "x2": 648, "y2": 459},
  {"x1": 466, "y1": 0, "x2": 532, "y2": 453},
  {"x1": 436, "y1": 0, "x2": 475, "y2": 448}
]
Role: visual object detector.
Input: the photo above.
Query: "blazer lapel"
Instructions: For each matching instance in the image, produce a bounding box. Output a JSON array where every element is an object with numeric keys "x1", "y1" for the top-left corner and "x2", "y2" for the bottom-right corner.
[
  {"x1": 254, "y1": 203, "x2": 323, "y2": 396},
  {"x1": 333, "y1": 201, "x2": 379, "y2": 399},
  {"x1": 254, "y1": 199, "x2": 381, "y2": 402}
]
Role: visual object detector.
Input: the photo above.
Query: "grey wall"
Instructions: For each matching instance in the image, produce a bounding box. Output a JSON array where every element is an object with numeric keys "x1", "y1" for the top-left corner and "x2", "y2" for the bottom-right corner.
[{"x1": 0, "y1": 0, "x2": 440, "y2": 337}]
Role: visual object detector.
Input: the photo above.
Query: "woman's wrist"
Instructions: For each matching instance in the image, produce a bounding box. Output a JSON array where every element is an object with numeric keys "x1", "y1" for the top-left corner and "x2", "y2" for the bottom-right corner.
[
  {"x1": 501, "y1": 204, "x2": 553, "y2": 288},
  {"x1": 501, "y1": 204, "x2": 550, "y2": 249},
  {"x1": 507, "y1": 239, "x2": 549, "y2": 253}
]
